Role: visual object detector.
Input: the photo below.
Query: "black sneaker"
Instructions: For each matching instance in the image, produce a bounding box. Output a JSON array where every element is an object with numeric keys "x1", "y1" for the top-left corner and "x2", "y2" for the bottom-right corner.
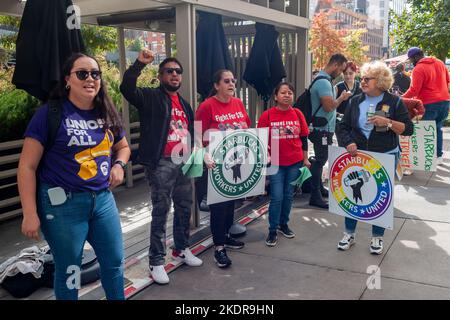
[
  {"x1": 277, "y1": 225, "x2": 295, "y2": 238},
  {"x1": 225, "y1": 236, "x2": 245, "y2": 250},
  {"x1": 265, "y1": 232, "x2": 278, "y2": 247},
  {"x1": 214, "y1": 249, "x2": 232, "y2": 268}
]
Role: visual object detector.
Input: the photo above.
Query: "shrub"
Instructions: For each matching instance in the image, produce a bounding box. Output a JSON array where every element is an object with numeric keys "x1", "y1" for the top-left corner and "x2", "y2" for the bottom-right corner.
[{"x1": 0, "y1": 89, "x2": 40, "y2": 142}]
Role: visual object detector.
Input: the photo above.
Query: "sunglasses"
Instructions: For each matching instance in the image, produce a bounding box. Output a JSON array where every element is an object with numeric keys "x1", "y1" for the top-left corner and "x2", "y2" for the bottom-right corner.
[
  {"x1": 163, "y1": 68, "x2": 183, "y2": 75},
  {"x1": 71, "y1": 70, "x2": 102, "y2": 81},
  {"x1": 361, "y1": 76, "x2": 375, "y2": 83},
  {"x1": 223, "y1": 78, "x2": 237, "y2": 84}
]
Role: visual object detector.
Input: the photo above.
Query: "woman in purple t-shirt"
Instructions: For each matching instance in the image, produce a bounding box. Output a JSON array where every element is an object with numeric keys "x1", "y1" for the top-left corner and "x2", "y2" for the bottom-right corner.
[{"x1": 18, "y1": 53, "x2": 131, "y2": 300}]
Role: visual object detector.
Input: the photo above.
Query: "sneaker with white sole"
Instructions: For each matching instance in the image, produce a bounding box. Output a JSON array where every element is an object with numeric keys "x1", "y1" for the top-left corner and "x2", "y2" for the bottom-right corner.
[
  {"x1": 403, "y1": 169, "x2": 414, "y2": 176},
  {"x1": 265, "y1": 232, "x2": 278, "y2": 247},
  {"x1": 277, "y1": 224, "x2": 295, "y2": 238},
  {"x1": 370, "y1": 237, "x2": 383, "y2": 255},
  {"x1": 149, "y1": 265, "x2": 169, "y2": 284},
  {"x1": 172, "y1": 248, "x2": 203, "y2": 267},
  {"x1": 214, "y1": 249, "x2": 232, "y2": 268},
  {"x1": 337, "y1": 232, "x2": 355, "y2": 251},
  {"x1": 437, "y1": 157, "x2": 444, "y2": 165}
]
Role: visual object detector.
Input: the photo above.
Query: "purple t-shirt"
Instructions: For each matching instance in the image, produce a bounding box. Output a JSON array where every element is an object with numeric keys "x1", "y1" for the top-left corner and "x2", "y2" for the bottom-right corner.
[{"x1": 24, "y1": 100, "x2": 125, "y2": 192}]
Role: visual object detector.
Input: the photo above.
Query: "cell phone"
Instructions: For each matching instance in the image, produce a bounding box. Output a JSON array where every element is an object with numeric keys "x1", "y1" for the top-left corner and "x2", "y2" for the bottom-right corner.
[
  {"x1": 374, "y1": 111, "x2": 389, "y2": 132},
  {"x1": 47, "y1": 187, "x2": 67, "y2": 206}
]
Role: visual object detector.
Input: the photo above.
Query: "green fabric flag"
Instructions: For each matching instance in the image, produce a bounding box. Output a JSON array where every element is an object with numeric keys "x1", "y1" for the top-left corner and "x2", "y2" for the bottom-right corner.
[
  {"x1": 182, "y1": 148, "x2": 206, "y2": 178},
  {"x1": 290, "y1": 166, "x2": 312, "y2": 187}
]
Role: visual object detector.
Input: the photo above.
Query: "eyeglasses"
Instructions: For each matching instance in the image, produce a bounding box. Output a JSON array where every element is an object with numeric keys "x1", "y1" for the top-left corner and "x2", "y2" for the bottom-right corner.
[
  {"x1": 163, "y1": 68, "x2": 183, "y2": 75},
  {"x1": 361, "y1": 76, "x2": 375, "y2": 83},
  {"x1": 71, "y1": 70, "x2": 102, "y2": 81},
  {"x1": 223, "y1": 78, "x2": 237, "y2": 84}
]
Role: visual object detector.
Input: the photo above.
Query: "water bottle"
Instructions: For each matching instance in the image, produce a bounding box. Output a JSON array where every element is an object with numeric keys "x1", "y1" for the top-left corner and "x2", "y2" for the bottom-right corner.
[{"x1": 367, "y1": 104, "x2": 375, "y2": 118}]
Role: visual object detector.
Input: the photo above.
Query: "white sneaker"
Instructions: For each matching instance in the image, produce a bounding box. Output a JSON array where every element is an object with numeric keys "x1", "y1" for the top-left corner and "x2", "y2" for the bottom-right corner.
[
  {"x1": 172, "y1": 248, "x2": 203, "y2": 267},
  {"x1": 437, "y1": 157, "x2": 444, "y2": 165},
  {"x1": 370, "y1": 237, "x2": 384, "y2": 255},
  {"x1": 149, "y1": 265, "x2": 169, "y2": 284},
  {"x1": 337, "y1": 232, "x2": 355, "y2": 251},
  {"x1": 403, "y1": 169, "x2": 414, "y2": 176}
]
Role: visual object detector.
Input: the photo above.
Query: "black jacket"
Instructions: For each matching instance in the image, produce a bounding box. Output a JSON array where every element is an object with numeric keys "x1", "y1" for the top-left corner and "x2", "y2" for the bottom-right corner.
[
  {"x1": 337, "y1": 92, "x2": 414, "y2": 153},
  {"x1": 120, "y1": 60, "x2": 194, "y2": 168}
]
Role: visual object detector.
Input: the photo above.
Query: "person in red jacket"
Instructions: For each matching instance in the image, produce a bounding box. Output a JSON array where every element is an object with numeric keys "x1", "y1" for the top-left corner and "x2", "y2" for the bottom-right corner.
[
  {"x1": 257, "y1": 82, "x2": 310, "y2": 247},
  {"x1": 195, "y1": 69, "x2": 251, "y2": 268},
  {"x1": 402, "y1": 47, "x2": 450, "y2": 165}
]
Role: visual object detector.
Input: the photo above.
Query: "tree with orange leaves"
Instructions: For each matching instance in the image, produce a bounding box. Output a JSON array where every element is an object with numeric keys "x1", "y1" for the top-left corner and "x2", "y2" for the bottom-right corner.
[{"x1": 309, "y1": 10, "x2": 346, "y2": 70}]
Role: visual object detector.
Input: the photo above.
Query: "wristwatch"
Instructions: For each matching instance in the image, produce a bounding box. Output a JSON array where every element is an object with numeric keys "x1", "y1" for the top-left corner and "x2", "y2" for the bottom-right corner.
[
  {"x1": 113, "y1": 160, "x2": 127, "y2": 170},
  {"x1": 387, "y1": 120, "x2": 393, "y2": 130}
]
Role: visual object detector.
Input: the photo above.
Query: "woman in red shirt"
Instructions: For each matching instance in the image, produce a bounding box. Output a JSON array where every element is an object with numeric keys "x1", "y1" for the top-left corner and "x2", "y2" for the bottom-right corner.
[
  {"x1": 195, "y1": 69, "x2": 251, "y2": 268},
  {"x1": 257, "y1": 82, "x2": 310, "y2": 247}
]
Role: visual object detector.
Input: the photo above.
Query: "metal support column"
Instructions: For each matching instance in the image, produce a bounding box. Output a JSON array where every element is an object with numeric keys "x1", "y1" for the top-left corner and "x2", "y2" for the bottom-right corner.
[
  {"x1": 175, "y1": 4, "x2": 200, "y2": 228},
  {"x1": 118, "y1": 26, "x2": 133, "y2": 188},
  {"x1": 296, "y1": 28, "x2": 309, "y2": 95},
  {"x1": 165, "y1": 32, "x2": 172, "y2": 58}
]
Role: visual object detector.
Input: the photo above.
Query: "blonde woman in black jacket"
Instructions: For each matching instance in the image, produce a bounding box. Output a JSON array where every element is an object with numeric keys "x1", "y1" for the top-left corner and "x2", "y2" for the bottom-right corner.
[{"x1": 336, "y1": 61, "x2": 414, "y2": 255}]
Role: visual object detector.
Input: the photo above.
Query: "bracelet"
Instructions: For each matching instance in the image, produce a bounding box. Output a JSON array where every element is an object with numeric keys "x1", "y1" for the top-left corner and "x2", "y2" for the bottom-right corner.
[
  {"x1": 387, "y1": 120, "x2": 393, "y2": 129},
  {"x1": 113, "y1": 160, "x2": 127, "y2": 170}
]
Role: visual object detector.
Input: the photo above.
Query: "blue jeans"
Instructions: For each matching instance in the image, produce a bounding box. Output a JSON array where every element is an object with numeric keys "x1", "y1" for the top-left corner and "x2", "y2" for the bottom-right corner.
[
  {"x1": 268, "y1": 162, "x2": 302, "y2": 232},
  {"x1": 344, "y1": 218, "x2": 385, "y2": 237},
  {"x1": 422, "y1": 100, "x2": 450, "y2": 157},
  {"x1": 37, "y1": 183, "x2": 124, "y2": 300}
]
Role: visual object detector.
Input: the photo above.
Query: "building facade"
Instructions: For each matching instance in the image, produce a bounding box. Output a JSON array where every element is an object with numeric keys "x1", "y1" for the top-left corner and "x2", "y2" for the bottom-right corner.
[{"x1": 311, "y1": 0, "x2": 384, "y2": 60}]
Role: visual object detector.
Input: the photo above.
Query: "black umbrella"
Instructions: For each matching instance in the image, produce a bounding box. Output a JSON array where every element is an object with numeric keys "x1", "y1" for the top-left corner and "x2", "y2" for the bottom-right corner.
[
  {"x1": 243, "y1": 23, "x2": 286, "y2": 110},
  {"x1": 12, "y1": 0, "x2": 85, "y2": 101},
  {"x1": 196, "y1": 11, "x2": 234, "y2": 100}
]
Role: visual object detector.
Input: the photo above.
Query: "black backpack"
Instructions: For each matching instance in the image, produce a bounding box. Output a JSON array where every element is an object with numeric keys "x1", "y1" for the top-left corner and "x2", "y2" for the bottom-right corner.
[
  {"x1": 294, "y1": 75, "x2": 331, "y2": 127},
  {"x1": 34, "y1": 100, "x2": 62, "y2": 174}
]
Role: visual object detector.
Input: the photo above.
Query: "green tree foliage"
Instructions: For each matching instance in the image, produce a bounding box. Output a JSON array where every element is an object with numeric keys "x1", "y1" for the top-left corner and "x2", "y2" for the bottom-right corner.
[
  {"x1": 0, "y1": 15, "x2": 118, "y2": 56},
  {"x1": 128, "y1": 37, "x2": 144, "y2": 52},
  {"x1": 0, "y1": 15, "x2": 20, "y2": 51},
  {"x1": 342, "y1": 25, "x2": 370, "y2": 67},
  {"x1": 81, "y1": 24, "x2": 118, "y2": 56},
  {"x1": 390, "y1": 0, "x2": 450, "y2": 62}
]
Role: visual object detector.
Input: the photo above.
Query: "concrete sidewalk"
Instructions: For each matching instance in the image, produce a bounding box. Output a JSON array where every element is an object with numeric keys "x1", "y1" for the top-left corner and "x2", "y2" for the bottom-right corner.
[{"x1": 132, "y1": 129, "x2": 450, "y2": 300}]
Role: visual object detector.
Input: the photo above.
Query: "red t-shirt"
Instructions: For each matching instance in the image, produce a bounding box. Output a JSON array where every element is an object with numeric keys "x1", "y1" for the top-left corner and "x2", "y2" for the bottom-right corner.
[
  {"x1": 257, "y1": 106, "x2": 309, "y2": 166},
  {"x1": 163, "y1": 95, "x2": 189, "y2": 157},
  {"x1": 195, "y1": 96, "x2": 251, "y2": 146}
]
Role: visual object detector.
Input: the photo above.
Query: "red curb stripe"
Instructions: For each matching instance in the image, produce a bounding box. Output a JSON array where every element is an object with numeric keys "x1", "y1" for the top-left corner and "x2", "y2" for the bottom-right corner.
[
  {"x1": 192, "y1": 245, "x2": 205, "y2": 255},
  {"x1": 165, "y1": 263, "x2": 176, "y2": 272},
  {"x1": 239, "y1": 217, "x2": 252, "y2": 224},
  {"x1": 125, "y1": 286, "x2": 137, "y2": 297}
]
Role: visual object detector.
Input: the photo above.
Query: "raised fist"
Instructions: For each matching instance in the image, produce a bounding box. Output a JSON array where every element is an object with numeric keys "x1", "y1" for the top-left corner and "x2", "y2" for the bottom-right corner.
[
  {"x1": 138, "y1": 48, "x2": 155, "y2": 65},
  {"x1": 345, "y1": 171, "x2": 366, "y2": 204}
]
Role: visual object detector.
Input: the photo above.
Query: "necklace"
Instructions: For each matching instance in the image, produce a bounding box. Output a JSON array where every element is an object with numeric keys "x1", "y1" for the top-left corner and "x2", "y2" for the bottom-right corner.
[{"x1": 344, "y1": 81, "x2": 355, "y2": 93}]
